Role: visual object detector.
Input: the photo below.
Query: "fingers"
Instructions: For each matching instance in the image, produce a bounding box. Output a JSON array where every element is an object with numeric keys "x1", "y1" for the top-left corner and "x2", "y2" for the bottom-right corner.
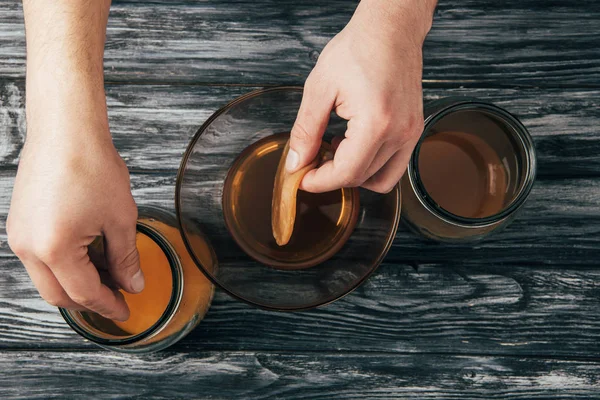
[
  {"x1": 8, "y1": 230, "x2": 87, "y2": 311},
  {"x1": 362, "y1": 145, "x2": 414, "y2": 193},
  {"x1": 302, "y1": 121, "x2": 419, "y2": 193},
  {"x1": 288, "y1": 72, "x2": 336, "y2": 173},
  {"x1": 88, "y1": 238, "x2": 121, "y2": 290},
  {"x1": 300, "y1": 123, "x2": 381, "y2": 193},
  {"x1": 9, "y1": 224, "x2": 131, "y2": 321},
  {"x1": 363, "y1": 140, "x2": 402, "y2": 179},
  {"x1": 103, "y1": 220, "x2": 143, "y2": 295},
  {"x1": 50, "y1": 255, "x2": 130, "y2": 322},
  {"x1": 21, "y1": 256, "x2": 88, "y2": 311}
]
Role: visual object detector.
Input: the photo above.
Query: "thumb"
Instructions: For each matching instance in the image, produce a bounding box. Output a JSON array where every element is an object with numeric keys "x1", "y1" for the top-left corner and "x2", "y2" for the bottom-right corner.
[
  {"x1": 103, "y1": 222, "x2": 144, "y2": 294},
  {"x1": 288, "y1": 73, "x2": 335, "y2": 173}
]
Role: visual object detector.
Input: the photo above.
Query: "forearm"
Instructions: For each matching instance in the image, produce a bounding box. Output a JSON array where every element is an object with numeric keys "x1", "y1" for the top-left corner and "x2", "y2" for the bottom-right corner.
[
  {"x1": 353, "y1": 0, "x2": 437, "y2": 46},
  {"x1": 22, "y1": 0, "x2": 112, "y2": 141}
]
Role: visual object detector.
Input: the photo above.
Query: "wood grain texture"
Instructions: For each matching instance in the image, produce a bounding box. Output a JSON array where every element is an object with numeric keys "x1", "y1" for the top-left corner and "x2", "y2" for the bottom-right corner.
[
  {"x1": 5, "y1": 257, "x2": 600, "y2": 357},
  {"x1": 0, "y1": 172, "x2": 599, "y2": 355},
  {"x1": 0, "y1": 172, "x2": 598, "y2": 264},
  {"x1": 1, "y1": 1, "x2": 599, "y2": 86},
  {"x1": 2, "y1": 350, "x2": 600, "y2": 399},
  {"x1": 2, "y1": 0, "x2": 600, "y2": 394},
  {"x1": 1, "y1": 81, "x2": 599, "y2": 177}
]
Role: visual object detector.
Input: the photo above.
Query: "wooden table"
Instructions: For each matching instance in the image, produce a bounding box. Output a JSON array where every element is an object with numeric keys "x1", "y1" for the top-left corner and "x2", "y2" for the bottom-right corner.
[{"x1": 1, "y1": 1, "x2": 599, "y2": 398}]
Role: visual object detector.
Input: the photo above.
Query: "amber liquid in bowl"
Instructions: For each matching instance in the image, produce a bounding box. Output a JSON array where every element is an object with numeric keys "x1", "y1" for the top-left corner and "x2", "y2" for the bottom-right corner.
[{"x1": 222, "y1": 133, "x2": 360, "y2": 270}]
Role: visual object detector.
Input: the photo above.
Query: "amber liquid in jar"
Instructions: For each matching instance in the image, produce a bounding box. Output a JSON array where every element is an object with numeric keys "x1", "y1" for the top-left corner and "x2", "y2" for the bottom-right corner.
[
  {"x1": 70, "y1": 211, "x2": 215, "y2": 350},
  {"x1": 402, "y1": 102, "x2": 536, "y2": 242},
  {"x1": 111, "y1": 232, "x2": 173, "y2": 335},
  {"x1": 222, "y1": 133, "x2": 360, "y2": 270},
  {"x1": 418, "y1": 130, "x2": 508, "y2": 219},
  {"x1": 80, "y1": 230, "x2": 176, "y2": 336}
]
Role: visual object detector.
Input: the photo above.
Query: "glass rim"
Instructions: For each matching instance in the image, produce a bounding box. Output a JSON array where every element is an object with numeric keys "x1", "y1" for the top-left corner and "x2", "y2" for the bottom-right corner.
[
  {"x1": 408, "y1": 101, "x2": 537, "y2": 227},
  {"x1": 175, "y1": 86, "x2": 402, "y2": 311},
  {"x1": 60, "y1": 223, "x2": 183, "y2": 347}
]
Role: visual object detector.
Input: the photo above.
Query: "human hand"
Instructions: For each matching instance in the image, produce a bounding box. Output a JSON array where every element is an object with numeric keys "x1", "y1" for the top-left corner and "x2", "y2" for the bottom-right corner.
[
  {"x1": 7, "y1": 0, "x2": 141, "y2": 322},
  {"x1": 7, "y1": 113, "x2": 142, "y2": 321},
  {"x1": 287, "y1": 0, "x2": 436, "y2": 193}
]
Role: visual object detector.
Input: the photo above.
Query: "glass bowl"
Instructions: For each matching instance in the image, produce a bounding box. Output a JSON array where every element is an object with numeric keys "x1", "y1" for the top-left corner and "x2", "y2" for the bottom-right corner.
[{"x1": 175, "y1": 87, "x2": 400, "y2": 311}]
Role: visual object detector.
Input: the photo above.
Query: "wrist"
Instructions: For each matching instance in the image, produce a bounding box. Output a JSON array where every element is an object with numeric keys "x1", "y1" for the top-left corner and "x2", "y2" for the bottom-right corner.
[
  {"x1": 26, "y1": 71, "x2": 109, "y2": 134},
  {"x1": 353, "y1": 0, "x2": 437, "y2": 46}
]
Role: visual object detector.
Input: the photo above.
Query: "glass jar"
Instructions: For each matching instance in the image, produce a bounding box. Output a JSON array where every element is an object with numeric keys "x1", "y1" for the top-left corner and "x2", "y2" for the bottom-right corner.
[
  {"x1": 401, "y1": 97, "x2": 537, "y2": 242},
  {"x1": 60, "y1": 206, "x2": 216, "y2": 353}
]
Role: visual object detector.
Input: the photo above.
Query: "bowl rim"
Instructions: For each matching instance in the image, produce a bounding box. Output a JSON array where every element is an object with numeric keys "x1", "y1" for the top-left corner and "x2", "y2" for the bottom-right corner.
[{"x1": 175, "y1": 86, "x2": 401, "y2": 312}]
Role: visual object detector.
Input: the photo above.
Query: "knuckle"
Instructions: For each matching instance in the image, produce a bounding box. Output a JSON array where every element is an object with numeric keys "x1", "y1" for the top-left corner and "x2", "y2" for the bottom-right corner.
[
  {"x1": 302, "y1": 71, "x2": 327, "y2": 102},
  {"x1": 365, "y1": 110, "x2": 393, "y2": 141},
  {"x1": 69, "y1": 292, "x2": 99, "y2": 310},
  {"x1": 129, "y1": 203, "x2": 139, "y2": 222},
  {"x1": 305, "y1": 69, "x2": 324, "y2": 89},
  {"x1": 367, "y1": 176, "x2": 399, "y2": 194},
  {"x1": 365, "y1": 107, "x2": 424, "y2": 148},
  {"x1": 389, "y1": 132, "x2": 413, "y2": 149},
  {"x1": 335, "y1": 156, "x2": 365, "y2": 185},
  {"x1": 401, "y1": 112, "x2": 424, "y2": 138},
  {"x1": 121, "y1": 204, "x2": 139, "y2": 226},
  {"x1": 338, "y1": 168, "x2": 364, "y2": 188},
  {"x1": 377, "y1": 182, "x2": 399, "y2": 194},
  {"x1": 370, "y1": 125, "x2": 388, "y2": 142},
  {"x1": 304, "y1": 71, "x2": 317, "y2": 88},
  {"x1": 290, "y1": 121, "x2": 314, "y2": 145},
  {"x1": 112, "y1": 201, "x2": 138, "y2": 230},
  {"x1": 389, "y1": 119, "x2": 422, "y2": 150},
  {"x1": 34, "y1": 230, "x2": 68, "y2": 266},
  {"x1": 406, "y1": 115, "x2": 425, "y2": 139},
  {"x1": 376, "y1": 107, "x2": 394, "y2": 129},
  {"x1": 111, "y1": 247, "x2": 140, "y2": 275},
  {"x1": 7, "y1": 228, "x2": 27, "y2": 259},
  {"x1": 41, "y1": 292, "x2": 70, "y2": 308}
]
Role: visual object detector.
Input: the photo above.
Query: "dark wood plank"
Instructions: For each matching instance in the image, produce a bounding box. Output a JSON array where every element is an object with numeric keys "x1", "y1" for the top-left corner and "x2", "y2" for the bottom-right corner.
[
  {"x1": 4, "y1": 257, "x2": 600, "y2": 356},
  {"x1": 1, "y1": 1, "x2": 599, "y2": 86},
  {"x1": 0, "y1": 81, "x2": 255, "y2": 172},
  {"x1": 0, "y1": 172, "x2": 599, "y2": 355},
  {"x1": 1, "y1": 350, "x2": 600, "y2": 399},
  {"x1": 0, "y1": 172, "x2": 598, "y2": 264},
  {"x1": 1, "y1": 81, "x2": 599, "y2": 177}
]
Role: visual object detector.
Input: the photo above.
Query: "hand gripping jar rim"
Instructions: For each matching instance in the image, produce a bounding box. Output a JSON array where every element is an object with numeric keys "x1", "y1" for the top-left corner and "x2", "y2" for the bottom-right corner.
[{"x1": 60, "y1": 206, "x2": 215, "y2": 353}]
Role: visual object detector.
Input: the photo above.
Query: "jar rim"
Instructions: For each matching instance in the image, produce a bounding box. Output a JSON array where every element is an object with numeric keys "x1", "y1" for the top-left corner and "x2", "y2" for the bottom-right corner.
[
  {"x1": 408, "y1": 101, "x2": 537, "y2": 228},
  {"x1": 60, "y1": 223, "x2": 183, "y2": 347}
]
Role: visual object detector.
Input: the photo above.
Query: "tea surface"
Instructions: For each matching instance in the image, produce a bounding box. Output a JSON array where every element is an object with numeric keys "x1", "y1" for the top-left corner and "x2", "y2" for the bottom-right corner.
[
  {"x1": 222, "y1": 133, "x2": 359, "y2": 269},
  {"x1": 418, "y1": 130, "x2": 508, "y2": 219}
]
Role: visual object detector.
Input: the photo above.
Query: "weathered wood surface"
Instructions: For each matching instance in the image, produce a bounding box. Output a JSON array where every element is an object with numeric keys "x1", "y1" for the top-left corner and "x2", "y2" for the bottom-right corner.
[
  {"x1": 0, "y1": 172, "x2": 598, "y2": 264},
  {"x1": 2, "y1": 351, "x2": 600, "y2": 399},
  {"x1": 4, "y1": 257, "x2": 600, "y2": 357},
  {"x1": 1, "y1": 1, "x2": 599, "y2": 86},
  {"x1": 1, "y1": 82, "x2": 599, "y2": 177},
  {"x1": 0, "y1": 172, "x2": 599, "y2": 356},
  {"x1": 1, "y1": 0, "x2": 600, "y2": 398}
]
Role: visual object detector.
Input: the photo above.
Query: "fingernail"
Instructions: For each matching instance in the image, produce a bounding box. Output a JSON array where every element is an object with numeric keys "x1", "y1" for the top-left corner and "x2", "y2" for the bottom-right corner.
[
  {"x1": 130, "y1": 269, "x2": 145, "y2": 293},
  {"x1": 286, "y1": 149, "x2": 299, "y2": 172}
]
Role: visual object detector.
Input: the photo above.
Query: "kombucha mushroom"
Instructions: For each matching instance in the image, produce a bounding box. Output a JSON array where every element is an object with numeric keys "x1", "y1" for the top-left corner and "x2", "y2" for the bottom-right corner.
[{"x1": 272, "y1": 140, "x2": 332, "y2": 246}]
